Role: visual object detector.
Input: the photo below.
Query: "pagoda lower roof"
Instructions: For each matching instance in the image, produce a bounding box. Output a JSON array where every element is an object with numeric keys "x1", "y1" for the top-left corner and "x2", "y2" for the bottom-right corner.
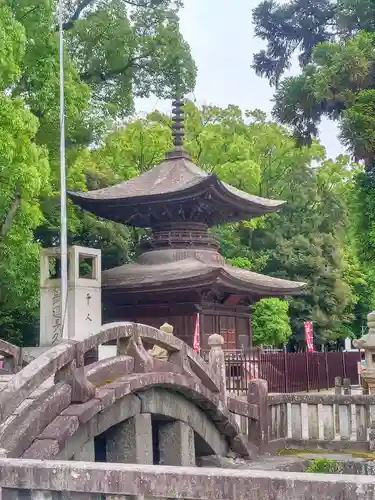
[
  {"x1": 68, "y1": 154, "x2": 285, "y2": 227},
  {"x1": 101, "y1": 257, "x2": 306, "y2": 298}
]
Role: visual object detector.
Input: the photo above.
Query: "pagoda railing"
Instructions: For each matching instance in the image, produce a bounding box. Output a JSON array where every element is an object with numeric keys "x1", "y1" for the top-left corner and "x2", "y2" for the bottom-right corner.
[{"x1": 150, "y1": 228, "x2": 219, "y2": 250}]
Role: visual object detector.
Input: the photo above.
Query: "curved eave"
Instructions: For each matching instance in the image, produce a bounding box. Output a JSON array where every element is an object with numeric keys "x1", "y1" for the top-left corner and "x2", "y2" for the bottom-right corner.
[
  {"x1": 216, "y1": 179, "x2": 285, "y2": 213},
  {"x1": 68, "y1": 174, "x2": 285, "y2": 225},
  {"x1": 67, "y1": 176, "x2": 215, "y2": 224},
  {"x1": 218, "y1": 266, "x2": 306, "y2": 297},
  {"x1": 102, "y1": 265, "x2": 218, "y2": 293},
  {"x1": 102, "y1": 261, "x2": 306, "y2": 298},
  {"x1": 67, "y1": 174, "x2": 215, "y2": 207}
]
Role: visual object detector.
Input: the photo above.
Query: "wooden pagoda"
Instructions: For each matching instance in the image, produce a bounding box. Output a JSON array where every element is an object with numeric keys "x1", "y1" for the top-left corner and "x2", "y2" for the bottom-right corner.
[{"x1": 69, "y1": 101, "x2": 305, "y2": 350}]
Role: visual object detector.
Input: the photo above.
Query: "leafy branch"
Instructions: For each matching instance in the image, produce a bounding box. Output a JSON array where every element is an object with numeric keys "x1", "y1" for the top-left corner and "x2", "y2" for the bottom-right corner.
[{"x1": 57, "y1": 0, "x2": 167, "y2": 31}]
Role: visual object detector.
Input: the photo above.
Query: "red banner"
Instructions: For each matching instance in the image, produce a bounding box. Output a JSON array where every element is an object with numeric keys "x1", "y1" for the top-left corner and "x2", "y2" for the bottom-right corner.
[
  {"x1": 304, "y1": 321, "x2": 314, "y2": 352},
  {"x1": 193, "y1": 313, "x2": 200, "y2": 353}
]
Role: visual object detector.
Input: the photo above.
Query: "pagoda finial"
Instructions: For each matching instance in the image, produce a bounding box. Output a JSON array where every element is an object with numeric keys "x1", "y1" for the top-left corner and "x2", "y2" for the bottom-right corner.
[
  {"x1": 166, "y1": 96, "x2": 191, "y2": 160},
  {"x1": 172, "y1": 98, "x2": 185, "y2": 150}
]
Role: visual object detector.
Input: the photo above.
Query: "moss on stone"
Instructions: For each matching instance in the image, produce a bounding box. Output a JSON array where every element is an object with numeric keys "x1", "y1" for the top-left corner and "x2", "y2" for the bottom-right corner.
[
  {"x1": 94, "y1": 379, "x2": 115, "y2": 388},
  {"x1": 350, "y1": 451, "x2": 375, "y2": 460},
  {"x1": 278, "y1": 449, "x2": 325, "y2": 456},
  {"x1": 278, "y1": 448, "x2": 375, "y2": 461},
  {"x1": 305, "y1": 458, "x2": 342, "y2": 474}
]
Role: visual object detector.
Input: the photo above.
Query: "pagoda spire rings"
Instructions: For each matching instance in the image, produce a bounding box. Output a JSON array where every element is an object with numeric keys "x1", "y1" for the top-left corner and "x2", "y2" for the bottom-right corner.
[
  {"x1": 167, "y1": 98, "x2": 191, "y2": 160},
  {"x1": 172, "y1": 99, "x2": 185, "y2": 149}
]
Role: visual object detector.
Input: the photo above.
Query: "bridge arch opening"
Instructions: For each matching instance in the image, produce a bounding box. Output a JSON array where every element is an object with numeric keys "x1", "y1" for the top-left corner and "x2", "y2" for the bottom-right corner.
[
  {"x1": 56, "y1": 389, "x2": 228, "y2": 466},
  {"x1": 92, "y1": 414, "x2": 219, "y2": 466}
]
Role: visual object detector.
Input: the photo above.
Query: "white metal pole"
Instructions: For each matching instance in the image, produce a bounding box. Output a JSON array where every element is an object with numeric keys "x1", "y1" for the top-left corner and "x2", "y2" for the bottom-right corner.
[{"x1": 58, "y1": 0, "x2": 68, "y2": 341}]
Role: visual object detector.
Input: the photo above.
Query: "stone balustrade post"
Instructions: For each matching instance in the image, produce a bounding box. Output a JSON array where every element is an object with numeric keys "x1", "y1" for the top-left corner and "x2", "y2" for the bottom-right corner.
[
  {"x1": 55, "y1": 358, "x2": 95, "y2": 404},
  {"x1": 208, "y1": 334, "x2": 227, "y2": 404},
  {"x1": 343, "y1": 378, "x2": 351, "y2": 396},
  {"x1": 353, "y1": 311, "x2": 375, "y2": 450},
  {"x1": 247, "y1": 379, "x2": 269, "y2": 454},
  {"x1": 353, "y1": 311, "x2": 375, "y2": 394},
  {"x1": 2, "y1": 356, "x2": 16, "y2": 374},
  {"x1": 334, "y1": 377, "x2": 342, "y2": 395},
  {"x1": 334, "y1": 377, "x2": 342, "y2": 433}
]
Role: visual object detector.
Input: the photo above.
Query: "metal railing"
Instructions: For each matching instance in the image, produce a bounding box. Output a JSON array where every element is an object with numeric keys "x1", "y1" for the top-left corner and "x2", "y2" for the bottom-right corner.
[{"x1": 204, "y1": 349, "x2": 362, "y2": 394}]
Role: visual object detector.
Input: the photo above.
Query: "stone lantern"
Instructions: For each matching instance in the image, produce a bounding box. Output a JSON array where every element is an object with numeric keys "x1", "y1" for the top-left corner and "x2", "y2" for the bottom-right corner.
[{"x1": 353, "y1": 311, "x2": 375, "y2": 393}]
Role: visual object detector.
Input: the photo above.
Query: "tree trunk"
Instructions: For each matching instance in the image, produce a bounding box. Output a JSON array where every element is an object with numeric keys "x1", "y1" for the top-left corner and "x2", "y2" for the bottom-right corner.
[{"x1": 1, "y1": 193, "x2": 21, "y2": 239}]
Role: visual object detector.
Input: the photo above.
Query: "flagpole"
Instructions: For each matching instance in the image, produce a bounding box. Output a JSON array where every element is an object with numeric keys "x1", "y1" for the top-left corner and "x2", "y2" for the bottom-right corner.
[{"x1": 58, "y1": 0, "x2": 68, "y2": 341}]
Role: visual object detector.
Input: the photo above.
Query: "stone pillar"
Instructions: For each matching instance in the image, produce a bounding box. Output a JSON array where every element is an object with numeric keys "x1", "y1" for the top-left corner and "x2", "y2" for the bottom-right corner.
[
  {"x1": 158, "y1": 420, "x2": 195, "y2": 466},
  {"x1": 208, "y1": 333, "x2": 227, "y2": 405},
  {"x1": 353, "y1": 312, "x2": 375, "y2": 450},
  {"x1": 248, "y1": 379, "x2": 269, "y2": 454},
  {"x1": 343, "y1": 378, "x2": 351, "y2": 395},
  {"x1": 72, "y1": 438, "x2": 95, "y2": 461},
  {"x1": 106, "y1": 413, "x2": 153, "y2": 464},
  {"x1": 353, "y1": 311, "x2": 375, "y2": 393},
  {"x1": 39, "y1": 246, "x2": 101, "y2": 345}
]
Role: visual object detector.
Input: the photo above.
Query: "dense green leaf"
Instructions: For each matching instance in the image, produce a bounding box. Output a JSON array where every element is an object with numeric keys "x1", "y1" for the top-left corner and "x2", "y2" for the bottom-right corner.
[{"x1": 252, "y1": 298, "x2": 292, "y2": 347}]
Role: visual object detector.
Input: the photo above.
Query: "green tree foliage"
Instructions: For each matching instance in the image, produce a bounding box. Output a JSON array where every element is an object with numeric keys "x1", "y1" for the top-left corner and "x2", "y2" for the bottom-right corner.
[
  {"x1": 0, "y1": 6, "x2": 50, "y2": 344},
  {"x1": 8, "y1": 0, "x2": 196, "y2": 160},
  {"x1": 252, "y1": 0, "x2": 336, "y2": 87},
  {"x1": 340, "y1": 89, "x2": 375, "y2": 167},
  {"x1": 0, "y1": 0, "x2": 194, "y2": 345},
  {"x1": 252, "y1": 299, "x2": 292, "y2": 346},
  {"x1": 272, "y1": 32, "x2": 375, "y2": 151},
  {"x1": 252, "y1": 0, "x2": 375, "y2": 341},
  {"x1": 252, "y1": 0, "x2": 375, "y2": 88},
  {"x1": 9, "y1": 0, "x2": 196, "y2": 259},
  {"x1": 341, "y1": 243, "x2": 375, "y2": 338},
  {"x1": 184, "y1": 104, "x2": 354, "y2": 343},
  {"x1": 253, "y1": 1, "x2": 375, "y2": 164}
]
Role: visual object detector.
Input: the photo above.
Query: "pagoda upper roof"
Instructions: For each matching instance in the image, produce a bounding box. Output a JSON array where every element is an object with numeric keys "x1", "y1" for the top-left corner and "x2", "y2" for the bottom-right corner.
[{"x1": 68, "y1": 153, "x2": 285, "y2": 228}]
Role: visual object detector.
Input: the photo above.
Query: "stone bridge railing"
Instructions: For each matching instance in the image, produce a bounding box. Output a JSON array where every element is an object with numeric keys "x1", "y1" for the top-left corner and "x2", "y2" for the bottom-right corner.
[
  {"x1": 0, "y1": 339, "x2": 29, "y2": 373},
  {"x1": 253, "y1": 378, "x2": 375, "y2": 454},
  {"x1": 0, "y1": 458, "x2": 372, "y2": 499},
  {"x1": 2, "y1": 324, "x2": 374, "y2": 458},
  {"x1": 0, "y1": 323, "x2": 260, "y2": 460}
]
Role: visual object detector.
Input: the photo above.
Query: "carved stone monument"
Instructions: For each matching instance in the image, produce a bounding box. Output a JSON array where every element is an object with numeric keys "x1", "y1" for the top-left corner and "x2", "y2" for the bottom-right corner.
[{"x1": 40, "y1": 246, "x2": 101, "y2": 346}]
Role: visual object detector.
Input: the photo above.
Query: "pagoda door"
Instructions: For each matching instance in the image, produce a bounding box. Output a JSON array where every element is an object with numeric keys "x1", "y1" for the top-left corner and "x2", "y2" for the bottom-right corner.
[{"x1": 219, "y1": 316, "x2": 236, "y2": 350}]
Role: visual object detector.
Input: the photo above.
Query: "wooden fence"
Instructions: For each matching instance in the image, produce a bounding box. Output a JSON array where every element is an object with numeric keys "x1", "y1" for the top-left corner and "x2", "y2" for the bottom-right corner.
[{"x1": 218, "y1": 349, "x2": 362, "y2": 394}]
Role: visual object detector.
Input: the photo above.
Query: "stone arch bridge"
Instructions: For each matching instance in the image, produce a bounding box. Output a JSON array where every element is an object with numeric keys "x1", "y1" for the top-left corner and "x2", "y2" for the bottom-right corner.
[{"x1": 0, "y1": 324, "x2": 258, "y2": 465}]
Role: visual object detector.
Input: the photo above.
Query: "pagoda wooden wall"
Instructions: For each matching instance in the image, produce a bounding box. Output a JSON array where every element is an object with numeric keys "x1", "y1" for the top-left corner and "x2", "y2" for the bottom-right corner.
[
  {"x1": 127, "y1": 312, "x2": 251, "y2": 350},
  {"x1": 103, "y1": 295, "x2": 252, "y2": 350}
]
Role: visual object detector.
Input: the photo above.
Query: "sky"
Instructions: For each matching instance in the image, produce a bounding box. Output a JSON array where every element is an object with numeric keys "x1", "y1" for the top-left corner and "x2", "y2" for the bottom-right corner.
[{"x1": 136, "y1": 0, "x2": 344, "y2": 160}]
